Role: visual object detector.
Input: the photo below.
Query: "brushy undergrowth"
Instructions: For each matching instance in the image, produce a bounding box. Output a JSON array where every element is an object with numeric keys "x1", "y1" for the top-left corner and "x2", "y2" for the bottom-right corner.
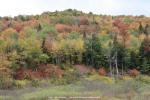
[{"x1": 0, "y1": 74, "x2": 149, "y2": 100}]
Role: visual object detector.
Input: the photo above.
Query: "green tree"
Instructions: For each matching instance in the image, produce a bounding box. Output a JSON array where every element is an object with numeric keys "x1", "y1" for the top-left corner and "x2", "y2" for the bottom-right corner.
[
  {"x1": 139, "y1": 39, "x2": 150, "y2": 73},
  {"x1": 110, "y1": 34, "x2": 129, "y2": 76},
  {"x1": 129, "y1": 51, "x2": 139, "y2": 69},
  {"x1": 138, "y1": 23, "x2": 144, "y2": 34},
  {"x1": 16, "y1": 33, "x2": 49, "y2": 69},
  {"x1": 144, "y1": 24, "x2": 150, "y2": 35},
  {"x1": 83, "y1": 33, "x2": 106, "y2": 69}
]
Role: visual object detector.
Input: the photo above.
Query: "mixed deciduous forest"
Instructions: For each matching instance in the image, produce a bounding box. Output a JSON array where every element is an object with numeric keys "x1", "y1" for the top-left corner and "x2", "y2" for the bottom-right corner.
[{"x1": 0, "y1": 9, "x2": 150, "y2": 100}]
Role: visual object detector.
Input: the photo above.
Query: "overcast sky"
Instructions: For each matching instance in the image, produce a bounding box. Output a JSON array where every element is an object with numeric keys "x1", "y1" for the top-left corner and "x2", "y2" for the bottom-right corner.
[{"x1": 0, "y1": 0, "x2": 150, "y2": 17}]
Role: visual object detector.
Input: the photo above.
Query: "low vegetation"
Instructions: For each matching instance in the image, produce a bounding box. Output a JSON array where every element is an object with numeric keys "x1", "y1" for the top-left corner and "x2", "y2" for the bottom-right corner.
[{"x1": 0, "y1": 74, "x2": 149, "y2": 100}]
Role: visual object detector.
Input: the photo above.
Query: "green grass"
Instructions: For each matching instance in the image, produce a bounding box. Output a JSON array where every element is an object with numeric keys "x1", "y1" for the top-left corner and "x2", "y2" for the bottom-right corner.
[{"x1": 21, "y1": 84, "x2": 102, "y2": 100}]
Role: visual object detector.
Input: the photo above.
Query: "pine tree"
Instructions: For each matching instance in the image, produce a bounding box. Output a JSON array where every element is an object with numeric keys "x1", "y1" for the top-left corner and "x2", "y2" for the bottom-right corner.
[
  {"x1": 129, "y1": 51, "x2": 139, "y2": 69},
  {"x1": 83, "y1": 33, "x2": 106, "y2": 69},
  {"x1": 139, "y1": 39, "x2": 150, "y2": 73},
  {"x1": 144, "y1": 24, "x2": 150, "y2": 35},
  {"x1": 138, "y1": 23, "x2": 144, "y2": 34},
  {"x1": 37, "y1": 24, "x2": 42, "y2": 32}
]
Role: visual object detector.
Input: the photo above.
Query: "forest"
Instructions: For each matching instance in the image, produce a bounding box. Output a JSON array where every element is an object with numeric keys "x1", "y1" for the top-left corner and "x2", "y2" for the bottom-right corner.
[{"x1": 0, "y1": 9, "x2": 150, "y2": 100}]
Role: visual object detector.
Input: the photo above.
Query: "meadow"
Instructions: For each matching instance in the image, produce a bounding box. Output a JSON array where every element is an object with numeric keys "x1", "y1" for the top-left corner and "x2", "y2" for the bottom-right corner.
[{"x1": 0, "y1": 73, "x2": 150, "y2": 100}]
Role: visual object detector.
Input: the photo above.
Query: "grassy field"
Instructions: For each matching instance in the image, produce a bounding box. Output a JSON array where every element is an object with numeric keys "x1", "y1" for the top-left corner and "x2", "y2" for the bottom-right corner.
[{"x1": 0, "y1": 74, "x2": 150, "y2": 100}]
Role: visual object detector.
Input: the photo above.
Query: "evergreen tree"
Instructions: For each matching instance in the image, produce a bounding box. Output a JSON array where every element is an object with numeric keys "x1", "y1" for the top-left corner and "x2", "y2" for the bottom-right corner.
[
  {"x1": 110, "y1": 34, "x2": 128, "y2": 75},
  {"x1": 83, "y1": 33, "x2": 106, "y2": 69},
  {"x1": 37, "y1": 24, "x2": 42, "y2": 32},
  {"x1": 139, "y1": 39, "x2": 150, "y2": 73},
  {"x1": 129, "y1": 51, "x2": 139, "y2": 69},
  {"x1": 138, "y1": 23, "x2": 144, "y2": 34},
  {"x1": 144, "y1": 24, "x2": 150, "y2": 35}
]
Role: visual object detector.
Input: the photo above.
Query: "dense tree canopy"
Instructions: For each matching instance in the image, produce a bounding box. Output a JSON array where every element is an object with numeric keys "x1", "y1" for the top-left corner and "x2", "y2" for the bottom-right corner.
[{"x1": 0, "y1": 9, "x2": 149, "y2": 77}]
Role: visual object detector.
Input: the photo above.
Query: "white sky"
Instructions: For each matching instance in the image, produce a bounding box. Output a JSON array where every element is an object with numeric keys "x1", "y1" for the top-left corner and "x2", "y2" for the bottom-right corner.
[{"x1": 0, "y1": 0, "x2": 150, "y2": 17}]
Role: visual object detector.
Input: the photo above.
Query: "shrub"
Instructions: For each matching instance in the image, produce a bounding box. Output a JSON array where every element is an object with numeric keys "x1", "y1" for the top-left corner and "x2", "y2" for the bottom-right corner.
[
  {"x1": 98, "y1": 68, "x2": 107, "y2": 76},
  {"x1": 0, "y1": 77, "x2": 13, "y2": 89},
  {"x1": 85, "y1": 74, "x2": 100, "y2": 81},
  {"x1": 0, "y1": 68, "x2": 13, "y2": 89},
  {"x1": 38, "y1": 64, "x2": 53, "y2": 78},
  {"x1": 129, "y1": 69, "x2": 140, "y2": 77},
  {"x1": 99, "y1": 76, "x2": 113, "y2": 84},
  {"x1": 24, "y1": 69, "x2": 42, "y2": 80},
  {"x1": 14, "y1": 67, "x2": 26, "y2": 80},
  {"x1": 15, "y1": 68, "x2": 42, "y2": 80},
  {"x1": 50, "y1": 68, "x2": 80, "y2": 85},
  {"x1": 63, "y1": 69, "x2": 81, "y2": 84},
  {"x1": 14, "y1": 64, "x2": 64, "y2": 80},
  {"x1": 38, "y1": 64, "x2": 64, "y2": 78},
  {"x1": 31, "y1": 79, "x2": 40, "y2": 87},
  {"x1": 53, "y1": 67, "x2": 64, "y2": 78},
  {"x1": 122, "y1": 76, "x2": 133, "y2": 81},
  {"x1": 90, "y1": 68, "x2": 97, "y2": 75},
  {"x1": 14, "y1": 80, "x2": 29, "y2": 88},
  {"x1": 79, "y1": 16, "x2": 89, "y2": 25},
  {"x1": 74, "y1": 65, "x2": 90, "y2": 75},
  {"x1": 55, "y1": 24, "x2": 72, "y2": 33},
  {"x1": 50, "y1": 77, "x2": 67, "y2": 85}
]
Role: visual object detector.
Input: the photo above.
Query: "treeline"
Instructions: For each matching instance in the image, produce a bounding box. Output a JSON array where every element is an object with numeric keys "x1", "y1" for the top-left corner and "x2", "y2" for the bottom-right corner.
[{"x1": 0, "y1": 9, "x2": 149, "y2": 78}]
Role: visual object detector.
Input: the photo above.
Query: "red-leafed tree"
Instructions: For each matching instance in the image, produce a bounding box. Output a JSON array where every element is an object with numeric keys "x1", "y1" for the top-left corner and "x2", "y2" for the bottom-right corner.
[
  {"x1": 55, "y1": 24, "x2": 72, "y2": 33},
  {"x1": 113, "y1": 19, "x2": 130, "y2": 47}
]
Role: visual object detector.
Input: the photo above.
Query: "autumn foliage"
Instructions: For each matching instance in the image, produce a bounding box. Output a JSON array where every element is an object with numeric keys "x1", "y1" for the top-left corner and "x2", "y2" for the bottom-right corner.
[
  {"x1": 98, "y1": 68, "x2": 107, "y2": 76},
  {"x1": 129, "y1": 69, "x2": 140, "y2": 77},
  {"x1": 55, "y1": 24, "x2": 72, "y2": 33},
  {"x1": 14, "y1": 64, "x2": 64, "y2": 80},
  {"x1": 0, "y1": 9, "x2": 149, "y2": 82}
]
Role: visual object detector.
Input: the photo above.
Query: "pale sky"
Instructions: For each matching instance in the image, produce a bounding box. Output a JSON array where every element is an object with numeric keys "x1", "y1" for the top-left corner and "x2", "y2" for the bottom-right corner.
[{"x1": 0, "y1": 0, "x2": 150, "y2": 17}]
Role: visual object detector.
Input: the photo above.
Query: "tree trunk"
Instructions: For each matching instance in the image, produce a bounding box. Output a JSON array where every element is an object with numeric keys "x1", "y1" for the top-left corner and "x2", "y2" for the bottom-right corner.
[
  {"x1": 122, "y1": 63, "x2": 124, "y2": 76},
  {"x1": 109, "y1": 59, "x2": 112, "y2": 77},
  {"x1": 115, "y1": 52, "x2": 119, "y2": 78}
]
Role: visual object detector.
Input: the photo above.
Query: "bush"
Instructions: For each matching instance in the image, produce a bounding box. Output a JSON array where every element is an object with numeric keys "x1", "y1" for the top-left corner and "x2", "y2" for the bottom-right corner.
[
  {"x1": 14, "y1": 80, "x2": 29, "y2": 88},
  {"x1": 14, "y1": 68, "x2": 42, "y2": 80},
  {"x1": 50, "y1": 68, "x2": 80, "y2": 85},
  {"x1": 14, "y1": 68, "x2": 26, "y2": 80},
  {"x1": 31, "y1": 79, "x2": 40, "y2": 87},
  {"x1": 90, "y1": 68, "x2": 97, "y2": 75},
  {"x1": 122, "y1": 76, "x2": 133, "y2": 81},
  {"x1": 63, "y1": 69, "x2": 81, "y2": 84},
  {"x1": 25, "y1": 69, "x2": 42, "y2": 80},
  {"x1": 99, "y1": 76, "x2": 113, "y2": 84},
  {"x1": 129, "y1": 69, "x2": 140, "y2": 77},
  {"x1": 74, "y1": 65, "x2": 90, "y2": 75},
  {"x1": 38, "y1": 64, "x2": 64, "y2": 78},
  {"x1": 14, "y1": 64, "x2": 64, "y2": 80},
  {"x1": 55, "y1": 24, "x2": 72, "y2": 33},
  {"x1": 0, "y1": 77, "x2": 13, "y2": 89},
  {"x1": 98, "y1": 68, "x2": 107, "y2": 76},
  {"x1": 0, "y1": 68, "x2": 13, "y2": 89},
  {"x1": 53, "y1": 67, "x2": 64, "y2": 78}
]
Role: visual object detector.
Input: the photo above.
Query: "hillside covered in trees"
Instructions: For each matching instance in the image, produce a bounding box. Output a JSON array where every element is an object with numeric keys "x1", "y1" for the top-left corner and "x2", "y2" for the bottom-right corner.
[{"x1": 0, "y1": 9, "x2": 150, "y2": 83}]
